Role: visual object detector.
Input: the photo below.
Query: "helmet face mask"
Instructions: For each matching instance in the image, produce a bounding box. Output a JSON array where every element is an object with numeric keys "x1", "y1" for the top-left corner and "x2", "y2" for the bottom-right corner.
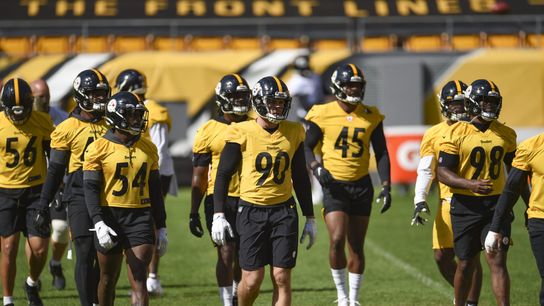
[
  {"x1": 73, "y1": 69, "x2": 111, "y2": 115},
  {"x1": 465, "y1": 79, "x2": 502, "y2": 121},
  {"x1": 215, "y1": 74, "x2": 251, "y2": 116},
  {"x1": 252, "y1": 76, "x2": 291, "y2": 124},
  {"x1": 1, "y1": 78, "x2": 34, "y2": 125},
  {"x1": 106, "y1": 92, "x2": 148, "y2": 136},
  {"x1": 330, "y1": 64, "x2": 366, "y2": 105}
]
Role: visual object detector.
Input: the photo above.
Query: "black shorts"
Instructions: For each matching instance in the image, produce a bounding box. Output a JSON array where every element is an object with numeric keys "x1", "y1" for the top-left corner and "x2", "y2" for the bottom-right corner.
[
  {"x1": 205, "y1": 195, "x2": 239, "y2": 243},
  {"x1": 237, "y1": 198, "x2": 299, "y2": 270},
  {"x1": 450, "y1": 194, "x2": 511, "y2": 260},
  {"x1": 0, "y1": 185, "x2": 50, "y2": 238},
  {"x1": 528, "y1": 218, "x2": 544, "y2": 279},
  {"x1": 95, "y1": 206, "x2": 155, "y2": 255},
  {"x1": 322, "y1": 175, "x2": 374, "y2": 216},
  {"x1": 67, "y1": 196, "x2": 94, "y2": 239}
]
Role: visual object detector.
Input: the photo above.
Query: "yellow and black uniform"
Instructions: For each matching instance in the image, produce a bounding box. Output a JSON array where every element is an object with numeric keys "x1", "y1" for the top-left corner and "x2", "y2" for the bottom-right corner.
[
  {"x1": 213, "y1": 119, "x2": 314, "y2": 269},
  {"x1": 0, "y1": 111, "x2": 54, "y2": 237},
  {"x1": 192, "y1": 117, "x2": 240, "y2": 237},
  {"x1": 83, "y1": 130, "x2": 166, "y2": 254},
  {"x1": 304, "y1": 101, "x2": 390, "y2": 216},
  {"x1": 418, "y1": 121, "x2": 454, "y2": 249},
  {"x1": 490, "y1": 133, "x2": 544, "y2": 300},
  {"x1": 143, "y1": 99, "x2": 172, "y2": 135},
  {"x1": 39, "y1": 109, "x2": 109, "y2": 238},
  {"x1": 439, "y1": 120, "x2": 516, "y2": 259}
]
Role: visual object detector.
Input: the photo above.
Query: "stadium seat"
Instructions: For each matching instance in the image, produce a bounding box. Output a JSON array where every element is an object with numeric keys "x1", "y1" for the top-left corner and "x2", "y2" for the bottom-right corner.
[
  {"x1": 228, "y1": 37, "x2": 261, "y2": 50},
  {"x1": 112, "y1": 36, "x2": 148, "y2": 53},
  {"x1": 488, "y1": 34, "x2": 522, "y2": 48},
  {"x1": 190, "y1": 37, "x2": 225, "y2": 51},
  {"x1": 313, "y1": 39, "x2": 348, "y2": 50},
  {"x1": 0, "y1": 36, "x2": 34, "y2": 56},
  {"x1": 268, "y1": 38, "x2": 300, "y2": 50},
  {"x1": 154, "y1": 37, "x2": 184, "y2": 51},
  {"x1": 451, "y1": 34, "x2": 483, "y2": 51},
  {"x1": 76, "y1": 36, "x2": 113, "y2": 53},
  {"x1": 36, "y1": 36, "x2": 73, "y2": 54},
  {"x1": 360, "y1": 36, "x2": 395, "y2": 52},
  {"x1": 403, "y1": 35, "x2": 445, "y2": 52},
  {"x1": 528, "y1": 34, "x2": 543, "y2": 48}
]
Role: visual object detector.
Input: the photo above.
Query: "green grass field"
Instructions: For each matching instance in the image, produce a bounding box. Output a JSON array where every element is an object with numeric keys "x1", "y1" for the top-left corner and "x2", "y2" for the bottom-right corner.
[{"x1": 10, "y1": 187, "x2": 540, "y2": 305}]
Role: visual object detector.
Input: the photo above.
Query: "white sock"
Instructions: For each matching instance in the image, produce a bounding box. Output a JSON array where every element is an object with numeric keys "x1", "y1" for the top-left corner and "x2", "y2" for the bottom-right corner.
[
  {"x1": 232, "y1": 280, "x2": 238, "y2": 297},
  {"x1": 148, "y1": 272, "x2": 157, "y2": 279},
  {"x1": 26, "y1": 276, "x2": 37, "y2": 287},
  {"x1": 348, "y1": 272, "x2": 363, "y2": 305},
  {"x1": 331, "y1": 268, "x2": 348, "y2": 301},
  {"x1": 50, "y1": 259, "x2": 61, "y2": 266},
  {"x1": 219, "y1": 286, "x2": 233, "y2": 306},
  {"x1": 3, "y1": 296, "x2": 13, "y2": 305}
]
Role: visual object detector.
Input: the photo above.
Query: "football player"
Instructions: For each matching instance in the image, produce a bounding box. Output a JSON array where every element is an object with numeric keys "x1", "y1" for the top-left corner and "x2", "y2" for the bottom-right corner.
[
  {"x1": 438, "y1": 79, "x2": 516, "y2": 306},
  {"x1": 190, "y1": 74, "x2": 251, "y2": 306},
  {"x1": 211, "y1": 76, "x2": 317, "y2": 306},
  {"x1": 485, "y1": 132, "x2": 542, "y2": 305},
  {"x1": 115, "y1": 69, "x2": 175, "y2": 295},
  {"x1": 304, "y1": 63, "x2": 391, "y2": 306},
  {"x1": 83, "y1": 91, "x2": 167, "y2": 306},
  {"x1": 0, "y1": 78, "x2": 55, "y2": 306},
  {"x1": 412, "y1": 80, "x2": 482, "y2": 304},
  {"x1": 30, "y1": 79, "x2": 69, "y2": 291},
  {"x1": 37, "y1": 69, "x2": 110, "y2": 306}
]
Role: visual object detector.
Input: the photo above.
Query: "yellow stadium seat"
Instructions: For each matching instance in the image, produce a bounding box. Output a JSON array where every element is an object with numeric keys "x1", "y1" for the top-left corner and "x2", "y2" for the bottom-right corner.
[
  {"x1": 451, "y1": 34, "x2": 483, "y2": 51},
  {"x1": 404, "y1": 35, "x2": 445, "y2": 52},
  {"x1": 76, "y1": 36, "x2": 113, "y2": 53},
  {"x1": 0, "y1": 37, "x2": 34, "y2": 56},
  {"x1": 488, "y1": 34, "x2": 522, "y2": 48},
  {"x1": 360, "y1": 36, "x2": 395, "y2": 52},
  {"x1": 313, "y1": 39, "x2": 348, "y2": 50},
  {"x1": 269, "y1": 38, "x2": 300, "y2": 50},
  {"x1": 153, "y1": 37, "x2": 184, "y2": 51},
  {"x1": 229, "y1": 37, "x2": 261, "y2": 50},
  {"x1": 191, "y1": 37, "x2": 225, "y2": 51},
  {"x1": 113, "y1": 36, "x2": 148, "y2": 53},
  {"x1": 36, "y1": 36, "x2": 73, "y2": 54},
  {"x1": 528, "y1": 34, "x2": 543, "y2": 48}
]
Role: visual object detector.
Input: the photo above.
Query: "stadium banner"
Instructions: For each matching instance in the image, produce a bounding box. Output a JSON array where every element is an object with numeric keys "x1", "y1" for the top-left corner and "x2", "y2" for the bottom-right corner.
[
  {"x1": 384, "y1": 126, "x2": 428, "y2": 184},
  {"x1": 1, "y1": 0, "x2": 541, "y2": 19}
]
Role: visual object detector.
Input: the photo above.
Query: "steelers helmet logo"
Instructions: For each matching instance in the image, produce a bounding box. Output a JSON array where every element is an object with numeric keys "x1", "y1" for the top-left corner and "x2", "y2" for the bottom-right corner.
[
  {"x1": 252, "y1": 82, "x2": 262, "y2": 97},
  {"x1": 465, "y1": 85, "x2": 472, "y2": 96},
  {"x1": 502, "y1": 236, "x2": 509, "y2": 245},
  {"x1": 73, "y1": 77, "x2": 81, "y2": 90},
  {"x1": 107, "y1": 99, "x2": 117, "y2": 113}
]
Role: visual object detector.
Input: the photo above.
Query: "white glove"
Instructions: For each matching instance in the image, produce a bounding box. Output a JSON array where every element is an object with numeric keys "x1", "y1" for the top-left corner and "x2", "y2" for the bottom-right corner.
[
  {"x1": 211, "y1": 213, "x2": 234, "y2": 246},
  {"x1": 484, "y1": 231, "x2": 501, "y2": 254},
  {"x1": 300, "y1": 217, "x2": 317, "y2": 250},
  {"x1": 156, "y1": 228, "x2": 168, "y2": 257},
  {"x1": 94, "y1": 221, "x2": 117, "y2": 251}
]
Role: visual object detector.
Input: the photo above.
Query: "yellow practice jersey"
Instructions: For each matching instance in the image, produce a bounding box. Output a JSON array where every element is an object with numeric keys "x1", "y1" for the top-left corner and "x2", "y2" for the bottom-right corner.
[
  {"x1": 145, "y1": 99, "x2": 171, "y2": 131},
  {"x1": 0, "y1": 111, "x2": 54, "y2": 188},
  {"x1": 83, "y1": 134, "x2": 159, "y2": 209},
  {"x1": 50, "y1": 116, "x2": 109, "y2": 173},
  {"x1": 193, "y1": 118, "x2": 240, "y2": 197},
  {"x1": 305, "y1": 101, "x2": 384, "y2": 181},
  {"x1": 419, "y1": 121, "x2": 453, "y2": 200},
  {"x1": 511, "y1": 134, "x2": 544, "y2": 219},
  {"x1": 440, "y1": 120, "x2": 517, "y2": 196},
  {"x1": 225, "y1": 120, "x2": 305, "y2": 205}
]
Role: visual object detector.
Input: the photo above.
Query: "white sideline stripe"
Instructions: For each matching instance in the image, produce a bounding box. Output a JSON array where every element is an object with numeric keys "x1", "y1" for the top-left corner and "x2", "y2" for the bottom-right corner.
[{"x1": 366, "y1": 239, "x2": 451, "y2": 298}]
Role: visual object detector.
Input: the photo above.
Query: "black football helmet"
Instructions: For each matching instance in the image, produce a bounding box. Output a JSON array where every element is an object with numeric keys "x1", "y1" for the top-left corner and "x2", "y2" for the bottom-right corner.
[
  {"x1": 330, "y1": 63, "x2": 366, "y2": 104},
  {"x1": 465, "y1": 79, "x2": 502, "y2": 121},
  {"x1": 438, "y1": 80, "x2": 469, "y2": 122},
  {"x1": 252, "y1": 76, "x2": 291, "y2": 123},
  {"x1": 115, "y1": 69, "x2": 147, "y2": 95},
  {"x1": 105, "y1": 91, "x2": 148, "y2": 135},
  {"x1": 0, "y1": 78, "x2": 33, "y2": 125},
  {"x1": 215, "y1": 74, "x2": 251, "y2": 116},
  {"x1": 73, "y1": 69, "x2": 111, "y2": 114}
]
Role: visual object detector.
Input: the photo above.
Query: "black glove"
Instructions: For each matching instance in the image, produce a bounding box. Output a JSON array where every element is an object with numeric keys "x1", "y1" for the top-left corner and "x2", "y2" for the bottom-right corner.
[
  {"x1": 34, "y1": 208, "x2": 51, "y2": 234},
  {"x1": 375, "y1": 186, "x2": 392, "y2": 214},
  {"x1": 312, "y1": 164, "x2": 335, "y2": 187},
  {"x1": 411, "y1": 201, "x2": 430, "y2": 226},
  {"x1": 52, "y1": 190, "x2": 65, "y2": 212},
  {"x1": 189, "y1": 213, "x2": 204, "y2": 238}
]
